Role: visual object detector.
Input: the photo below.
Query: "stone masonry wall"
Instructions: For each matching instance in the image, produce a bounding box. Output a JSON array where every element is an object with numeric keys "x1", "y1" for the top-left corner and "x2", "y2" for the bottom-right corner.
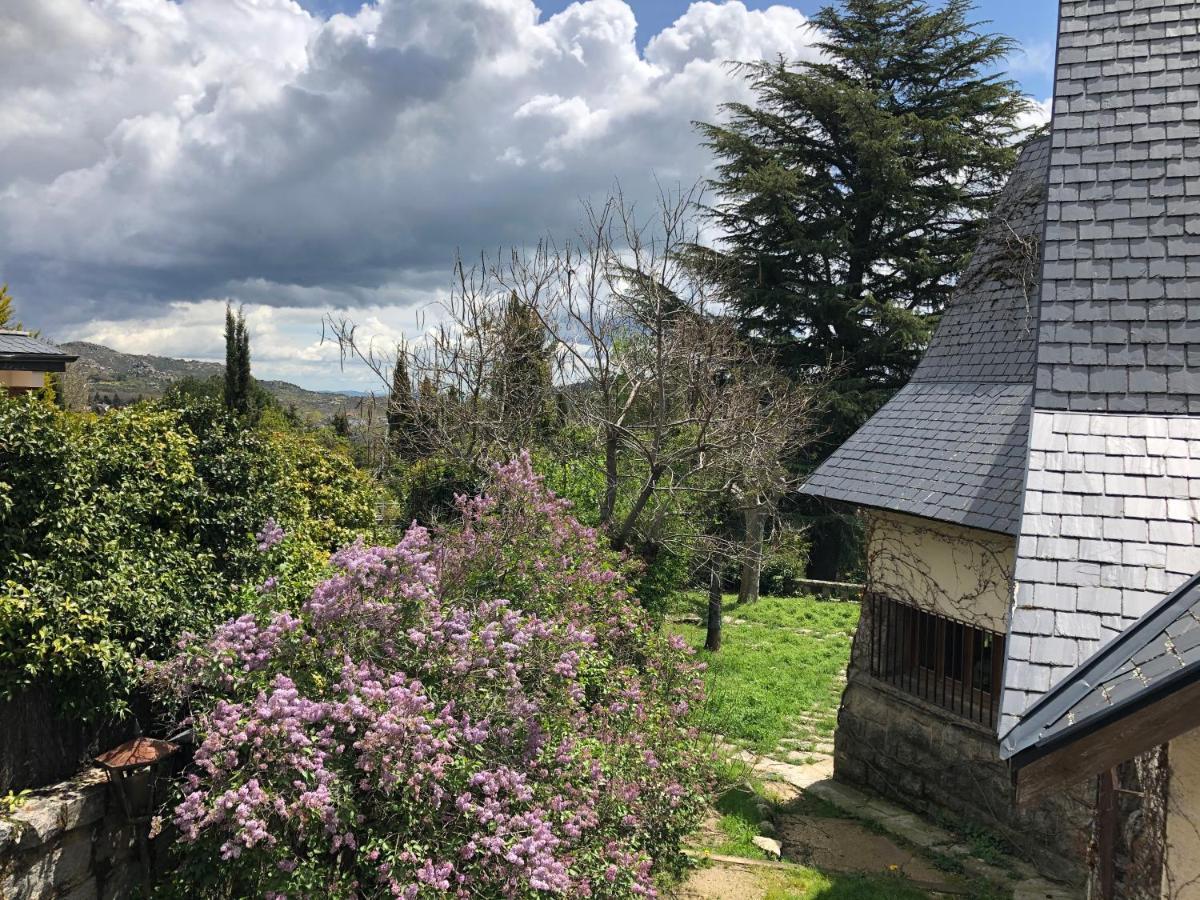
[
  {"x1": 835, "y1": 612, "x2": 1095, "y2": 886},
  {"x1": 0, "y1": 768, "x2": 143, "y2": 900}
]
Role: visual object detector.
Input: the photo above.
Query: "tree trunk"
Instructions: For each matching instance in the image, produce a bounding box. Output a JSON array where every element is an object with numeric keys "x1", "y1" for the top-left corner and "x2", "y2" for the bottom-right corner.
[
  {"x1": 705, "y1": 567, "x2": 723, "y2": 652},
  {"x1": 737, "y1": 504, "x2": 765, "y2": 605},
  {"x1": 600, "y1": 428, "x2": 619, "y2": 525},
  {"x1": 611, "y1": 466, "x2": 663, "y2": 551}
]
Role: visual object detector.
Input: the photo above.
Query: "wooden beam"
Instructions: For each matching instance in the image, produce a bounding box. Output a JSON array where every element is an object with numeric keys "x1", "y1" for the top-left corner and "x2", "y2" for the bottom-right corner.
[
  {"x1": 1015, "y1": 678, "x2": 1200, "y2": 805},
  {"x1": 1097, "y1": 769, "x2": 1116, "y2": 900}
]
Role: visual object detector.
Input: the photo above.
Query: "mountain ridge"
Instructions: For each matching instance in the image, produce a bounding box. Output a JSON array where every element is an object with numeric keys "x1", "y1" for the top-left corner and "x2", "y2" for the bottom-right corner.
[{"x1": 60, "y1": 341, "x2": 365, "y2": 421}]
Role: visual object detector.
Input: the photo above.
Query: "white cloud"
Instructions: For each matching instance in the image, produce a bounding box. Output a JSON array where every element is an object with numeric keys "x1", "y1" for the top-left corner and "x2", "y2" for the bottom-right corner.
[
  {"x1": 1018, "y1": 96, "x2": 1053, "y2": 133},
  {"x1": 0, "y1": 0, "x2": 819, "y2": 382}
]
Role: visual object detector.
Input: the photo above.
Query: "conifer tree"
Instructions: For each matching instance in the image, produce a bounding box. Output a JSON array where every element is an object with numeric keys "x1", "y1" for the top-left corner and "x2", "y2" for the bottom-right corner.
[
  {"x1": 0, "y1": 284, "x2": 15, "y2": 329},
  {"x1": 697, "y1": 0, "x2": 1029, "y2": 576},
  {"x1": 387, "y1": 347, "x2": 418, "y2": 459},
  {"x1": 223, "y1": 304, "x2": 252, "y2": 416},
  {"x1": 491, "y1": 292, "x2": 553, "y2": 446}
]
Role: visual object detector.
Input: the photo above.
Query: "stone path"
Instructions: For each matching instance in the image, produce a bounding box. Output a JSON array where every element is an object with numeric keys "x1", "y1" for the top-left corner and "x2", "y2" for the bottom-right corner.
[{"x1": 725, "y1": 750, "x2": 1082, "y2": 900}]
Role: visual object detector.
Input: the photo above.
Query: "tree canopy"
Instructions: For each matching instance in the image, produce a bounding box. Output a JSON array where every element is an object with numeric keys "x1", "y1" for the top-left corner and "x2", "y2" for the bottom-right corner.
[{"x1": 698, "y1": 0, "x2": 1030, "y2": 443}]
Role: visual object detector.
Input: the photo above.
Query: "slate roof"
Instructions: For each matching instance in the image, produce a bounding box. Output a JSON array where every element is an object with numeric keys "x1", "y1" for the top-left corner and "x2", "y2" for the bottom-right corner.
[
  {"x1": 999, "y1": 0, "x2": 1200, "y2": 735},
  {"x1": 800, "y1": 136, "x2": 1050, "y2": 536},
  {"x1": 1001, "y1": 570, "x2": 1200, "y2": 766},
  {"x1": 0, "y1": 331, "x2": 77, "y2": 371},
  {"x1": 1036, "y1": 0, "x2": 1200, "y2": 416}
]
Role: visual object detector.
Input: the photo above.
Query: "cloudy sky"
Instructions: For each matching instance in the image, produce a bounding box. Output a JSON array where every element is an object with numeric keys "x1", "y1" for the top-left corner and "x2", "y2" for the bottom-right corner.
[{"x1": 1, "y1": 0, "x2": 1055, "y2": 391}]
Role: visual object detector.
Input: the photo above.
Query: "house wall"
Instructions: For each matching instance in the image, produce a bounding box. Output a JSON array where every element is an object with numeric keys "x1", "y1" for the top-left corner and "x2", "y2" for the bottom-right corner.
[
  {"x1": 1164, "y1": 729, "x2": 1200, "y2": 900},
  {"x1": 835, "y1": 510, "x2": 1092, "y2": 885},
  {"x1": 865, "y1": 510, "x2": 1014, "y2": 632},
  {"x1": 0, "y1": 370, "x2": 45, "y2": 392}
]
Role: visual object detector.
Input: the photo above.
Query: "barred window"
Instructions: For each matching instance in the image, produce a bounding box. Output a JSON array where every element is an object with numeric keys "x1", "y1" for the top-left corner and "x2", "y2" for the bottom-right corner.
[{"x1": 866, "y1": 594, "x2": 1005, "y2": 728}]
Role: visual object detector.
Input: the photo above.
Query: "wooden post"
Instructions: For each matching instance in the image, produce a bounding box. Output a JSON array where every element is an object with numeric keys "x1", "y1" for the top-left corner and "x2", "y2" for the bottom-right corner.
[{"x1": 1097, "y1": 768, "x2": 1117, "y2": 900}]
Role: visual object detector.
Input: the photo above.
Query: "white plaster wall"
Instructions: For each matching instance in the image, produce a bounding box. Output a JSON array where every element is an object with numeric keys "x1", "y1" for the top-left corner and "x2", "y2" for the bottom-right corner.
[
  {"x1": 1165, "y1": 729, "x2": 1200, "y2": 900},
  {"x1": 865, "y1": 510, "x2": 1016, "y2": 633}
]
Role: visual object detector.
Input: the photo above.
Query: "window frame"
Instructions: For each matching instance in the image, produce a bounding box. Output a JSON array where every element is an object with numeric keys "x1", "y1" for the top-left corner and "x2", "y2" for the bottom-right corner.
[{"x1": 866, "y1": 593, "x2": 1005, "y2": 728}]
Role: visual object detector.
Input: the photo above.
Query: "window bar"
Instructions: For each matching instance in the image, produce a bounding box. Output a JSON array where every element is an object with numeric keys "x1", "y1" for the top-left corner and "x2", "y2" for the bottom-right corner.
[
  {"x1": 888, "y1": 597, "x2": 896, "y2": 687},
  {"x1": 882, "y1": 596, "x2": 890, "y2": 683},
  {"x1": 906, "y1": 607, "x2": 915, "y2": 696},
  {"x1": 920, "y1": 614, "x2": 928, "y2": 701},
  {"x1": 957, "y1": 622, "x2": 965, "y2": 717},
  {"x1": 962, "y1": 627, "x2": 974, "y2": 721},
  {"x1": 936, "y1": 617, "x2": 945, "y2": 709},
  {"x1": 873, "y1": 600, "x2": 883, "y2": 676}
]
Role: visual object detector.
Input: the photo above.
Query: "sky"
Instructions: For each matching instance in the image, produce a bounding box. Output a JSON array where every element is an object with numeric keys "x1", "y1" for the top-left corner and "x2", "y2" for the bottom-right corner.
[{"x1": 0, "y1": 0, "x2": 1058, "y2": 392}]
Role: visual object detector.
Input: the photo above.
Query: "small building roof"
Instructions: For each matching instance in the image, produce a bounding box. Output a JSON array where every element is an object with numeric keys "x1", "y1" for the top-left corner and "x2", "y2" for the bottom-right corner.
[
  {"x1": 1002, "y1": 572, "x2": 1200, "y2": 802},
  {"x1": 800, "y1": 136, "x2": 1051, "y2": 536},
  {"x1": 0, "y1": 330, "x2": 77, "y2": 372}
]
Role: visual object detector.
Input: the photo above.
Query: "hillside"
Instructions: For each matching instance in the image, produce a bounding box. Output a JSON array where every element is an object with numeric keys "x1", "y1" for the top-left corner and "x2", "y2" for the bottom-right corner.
[{"x1": 60, "y1": 341, "x2": 364, "y2": 421}]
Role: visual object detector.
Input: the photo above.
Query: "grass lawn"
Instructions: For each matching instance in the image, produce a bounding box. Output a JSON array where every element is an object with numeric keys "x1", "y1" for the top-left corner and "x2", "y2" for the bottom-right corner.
[
  {"x1": 757, "y1": 869, "x2": 934, "y2": 900},
  {"x1": 669, "y1": 594, "x2": 858, "y2": 752}
]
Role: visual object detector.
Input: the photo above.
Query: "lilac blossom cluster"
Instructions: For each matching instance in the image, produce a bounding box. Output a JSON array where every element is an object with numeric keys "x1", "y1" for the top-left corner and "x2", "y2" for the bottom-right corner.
[
  {"x1": 149, "y1": 453, "x2": 709, "y2": 898},
  {"x1": 255, "y1": 518, "x2": 286, "y2": 552}
]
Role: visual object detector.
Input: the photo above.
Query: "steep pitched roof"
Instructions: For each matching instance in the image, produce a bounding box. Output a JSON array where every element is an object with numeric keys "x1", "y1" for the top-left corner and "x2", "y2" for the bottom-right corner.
[
  {"x1": 0, "y1": 331, "x2": 77, "y2": 372},
  {"x1": 800, "y1": 136, "x2": 1050, "y2": 536},
  {"x1": 1003, "y1": 571, "x2": 1200, "y2": 764},
  {"x1": 1001, "y1": 572, "x2": 1200, "y2": 800},
  {"x1": 999, "y1": 0, "x2": 1200, "y2": 736}
]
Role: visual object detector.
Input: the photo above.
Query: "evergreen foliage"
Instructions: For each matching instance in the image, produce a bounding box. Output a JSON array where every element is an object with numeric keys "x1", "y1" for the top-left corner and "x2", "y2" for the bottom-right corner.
[
  {"x1": 491, "y1": 292, "x2": 553, "y2": 444},
  {"x1": 0, "y1": 285, "x2": 15, "y2": 329},
  {"x1": 697, "y1": 0, "x2": 1029, "y2": 576},
  {"x1": 386, "y1": 348, "x2": 418, "y2": 459},
  {"x1": 223, "y1": 304, "x2": 253, "y2": 416},
  {"x1": 698, "y1": 0, "x2": 1028, "y2": 441},
  {"x1": 0, "y1": 393, "x2": 378, "y2": 723}
]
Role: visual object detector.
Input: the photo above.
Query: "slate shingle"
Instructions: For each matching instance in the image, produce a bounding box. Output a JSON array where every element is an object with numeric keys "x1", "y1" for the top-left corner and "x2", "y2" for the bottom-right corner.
[
  {"x1": 1002, "y1": 0, "x2": 1200, "y2": 736},
  {"x1": 800, "y1": 137, "x2": 1051, "y2": 536},
  {"x1": 0, "y1": 331, "x2": 74, "y2": 362},
  {"x1": 1001, "y1": 572, "x2": 1200, "y2": 762}
]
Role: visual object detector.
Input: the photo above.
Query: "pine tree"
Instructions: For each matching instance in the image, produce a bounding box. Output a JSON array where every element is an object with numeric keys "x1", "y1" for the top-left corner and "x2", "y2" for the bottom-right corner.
[{"x1": 697, "y1": 0, "x2": 1028, "y2": 576}]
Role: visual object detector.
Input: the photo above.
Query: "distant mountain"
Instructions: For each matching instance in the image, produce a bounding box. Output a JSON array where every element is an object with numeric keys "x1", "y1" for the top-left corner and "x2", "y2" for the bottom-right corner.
[{"x1": 60, "y1": 341, "x2": 366, "y2": 422}]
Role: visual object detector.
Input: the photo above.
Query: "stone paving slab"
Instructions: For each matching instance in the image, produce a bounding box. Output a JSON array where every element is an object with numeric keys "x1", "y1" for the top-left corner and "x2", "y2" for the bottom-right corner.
[{"x1": 728, "y1": 747, "x2": 1084, "y2": 900}]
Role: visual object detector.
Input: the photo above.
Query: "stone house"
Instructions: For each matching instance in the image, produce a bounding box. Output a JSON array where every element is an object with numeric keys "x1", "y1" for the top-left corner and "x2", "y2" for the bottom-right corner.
[
  {"x1": 0, "y1": 330, "x2": 76, "y2": 395},
  {"x1": 802, "y1": 0, "x2": 1200, "y2": 892}
]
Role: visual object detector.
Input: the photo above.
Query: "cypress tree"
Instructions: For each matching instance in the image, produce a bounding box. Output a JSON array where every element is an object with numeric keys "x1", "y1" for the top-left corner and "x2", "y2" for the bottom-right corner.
[
  {"x1": 0, "y1": 284, "x2": 15, "y2": 329},
  {"x1": 387, "y1": 348, "x2": 418, "y2": 459},
  {"x1": 697, "y1": 0, "x2": 1029, "y2": 576},
  {"x1": 491, "y1": 292, "x2": 553, "y2": 445},
  {"x1": 223, "y1": 304, "x2": 252, "y2": 416}
]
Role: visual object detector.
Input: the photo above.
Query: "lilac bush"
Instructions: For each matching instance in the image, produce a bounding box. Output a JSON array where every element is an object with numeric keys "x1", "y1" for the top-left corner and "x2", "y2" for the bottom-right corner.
[{"x1": 148, "y1": 453, "x2": 709, "y2": 898}]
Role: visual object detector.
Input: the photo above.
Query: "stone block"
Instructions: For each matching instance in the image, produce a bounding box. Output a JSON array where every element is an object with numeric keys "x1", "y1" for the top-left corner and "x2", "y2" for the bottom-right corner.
[{"x1": 53, "y1": 828, "x2": 93, "y2": 889}]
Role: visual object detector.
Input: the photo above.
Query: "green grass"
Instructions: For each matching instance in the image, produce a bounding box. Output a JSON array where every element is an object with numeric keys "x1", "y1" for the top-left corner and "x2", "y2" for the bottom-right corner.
[
  {"x1": 713, "y1": 785, "x2": 769, "y2": 858},
  {"x1": 754, "y1": 868, "x2": 933, "y2": 900},
  {"x1": 671, "y1": 595, "x2": 858, "y2": 752}
]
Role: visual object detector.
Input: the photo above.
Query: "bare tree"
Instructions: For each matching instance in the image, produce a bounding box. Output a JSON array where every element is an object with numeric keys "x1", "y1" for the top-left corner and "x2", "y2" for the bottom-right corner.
[{"x1": 326, "y1": 185, "x2": 821, "y2": 592}]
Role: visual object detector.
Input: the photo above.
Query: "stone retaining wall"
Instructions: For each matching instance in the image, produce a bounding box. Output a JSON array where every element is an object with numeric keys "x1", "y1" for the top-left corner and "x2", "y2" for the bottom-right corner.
[
  {"x1": 834, "y1": 672, "x2": 1093, "y2": 886},
  {"x1": 0, "y1": 768, "x2": 143, "y2": 900}
]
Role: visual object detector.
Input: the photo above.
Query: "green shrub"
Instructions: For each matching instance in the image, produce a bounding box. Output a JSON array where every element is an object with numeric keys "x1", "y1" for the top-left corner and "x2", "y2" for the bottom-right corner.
[
  {"x1": 0, "y1": 394, "x2": 378, "y2": 721},
  {"x1": 392, "y1": 454, "x2": 482, "y2": 526},
  {"x1": 759, "y1": 528, "x2": 811, "y2": 596}
]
